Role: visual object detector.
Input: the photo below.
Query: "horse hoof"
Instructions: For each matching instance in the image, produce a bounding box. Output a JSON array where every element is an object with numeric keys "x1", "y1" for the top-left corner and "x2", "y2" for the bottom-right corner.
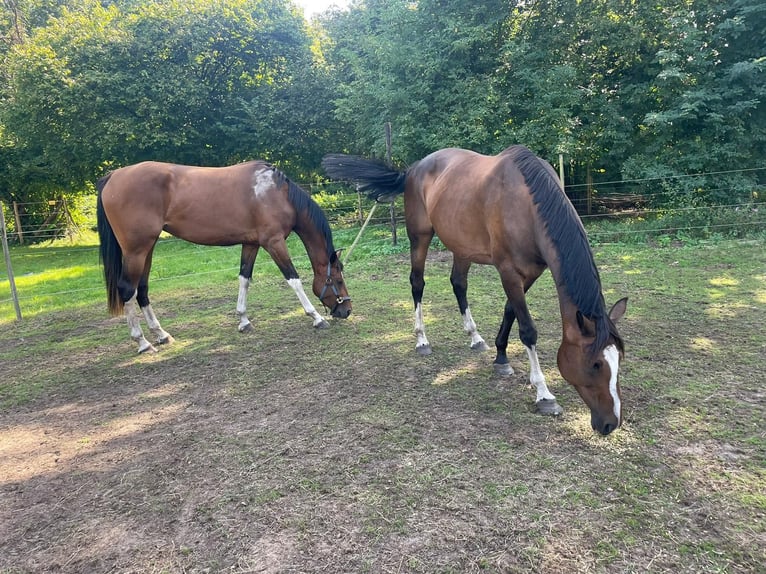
[
  {"x1": 493, "y1": 362, "x2": 514, "y2": 376},
  {"x1": 157, "y1": 335, "x2": 174, "y2": 345},
  {"x1": 471, "y1": 341, "x2": 490, "y2": 352},
  {"x1": 315, "y1": 320, "x2": 331, "y2": 329},
  {"x1": 535, "y1": 399, "x2": 564, "y2": 416},
  {"x1": 138, "y1": 343, "x2": 157, "y2": 354},
  {"x1": 239, "y1": 322, "x2": 254, "y2": 333},
  {"x1": 416, "y1": 344, "x2": 432, "y2": 356}
]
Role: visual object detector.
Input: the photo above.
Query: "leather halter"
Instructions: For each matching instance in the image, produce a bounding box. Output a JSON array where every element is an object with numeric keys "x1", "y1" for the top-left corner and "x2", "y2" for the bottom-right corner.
[{"x1": 319, "y1": 262, "x2": 351, "y2": 313}]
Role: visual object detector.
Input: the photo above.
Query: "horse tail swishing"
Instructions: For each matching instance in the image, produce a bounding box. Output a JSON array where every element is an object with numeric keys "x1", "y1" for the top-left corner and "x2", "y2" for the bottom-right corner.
[
  {"x1": 324, "y1": 146, "x2": 627, "y2": 436},
  {"x1": 322, "y1": 155, "x2": 406, "y2": 201},
  {"x1": 96, "y1": 173, "x2": 123, "y2": 316}
]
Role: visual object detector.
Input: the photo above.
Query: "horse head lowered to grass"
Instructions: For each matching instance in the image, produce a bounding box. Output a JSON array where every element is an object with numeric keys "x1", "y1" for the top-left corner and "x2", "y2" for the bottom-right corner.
[
  {"x1": 97, "y1": 160, "x2": 351, "y2": 354},
  {"x1": 323, "y1": 145, "x2": 627, "y2": 435}
]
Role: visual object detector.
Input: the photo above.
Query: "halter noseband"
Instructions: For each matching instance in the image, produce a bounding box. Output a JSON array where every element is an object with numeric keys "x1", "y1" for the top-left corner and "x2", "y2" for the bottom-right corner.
[{"x1": 318, "y1": 261, "x2": 351, "y2": 314}]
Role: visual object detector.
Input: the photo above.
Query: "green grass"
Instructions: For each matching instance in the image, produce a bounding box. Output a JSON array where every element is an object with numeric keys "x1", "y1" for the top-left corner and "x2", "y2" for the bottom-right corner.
[{"x1": 1, "y1": 227, "x2": 765, "y2": 573}]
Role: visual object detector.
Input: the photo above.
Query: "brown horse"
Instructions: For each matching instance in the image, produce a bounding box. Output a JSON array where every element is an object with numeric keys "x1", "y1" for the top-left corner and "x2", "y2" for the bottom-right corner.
[
  {"x1": 323, "y1": 146, "x2": 627, "y2": 435},
  {"x1": 97, "y1": 160, "x2": 351, "y2": 354}
]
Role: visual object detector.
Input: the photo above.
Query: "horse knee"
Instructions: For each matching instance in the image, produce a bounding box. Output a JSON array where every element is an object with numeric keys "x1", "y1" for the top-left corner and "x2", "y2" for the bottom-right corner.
[{"x1": 518, "y1": 323, "x2": 538, "y2": 348}]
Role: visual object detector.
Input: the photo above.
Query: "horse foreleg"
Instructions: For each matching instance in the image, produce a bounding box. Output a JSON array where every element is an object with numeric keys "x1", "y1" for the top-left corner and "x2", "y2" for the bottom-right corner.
[
  {"x1": 450, "y1": 258, "x2": 488, "y2": 351},
  {"x1": 125, "y1": 293, "x2": 156, "y2": 354},
  {"x1": 265, "y1": 241, "x2": 329, "y2": 329},
  {"x1": 493, "y1": 300, "x2": 516, "y2": 376},
  {"x1": 498, "y1": 273, "x2": 562, "y2": 415},
  {"x1": 517, "y1": 317, "x2": 562, "y2": 415},
  {"x1": 287, "y1": 278, "x2": 330, "y2": 329}
]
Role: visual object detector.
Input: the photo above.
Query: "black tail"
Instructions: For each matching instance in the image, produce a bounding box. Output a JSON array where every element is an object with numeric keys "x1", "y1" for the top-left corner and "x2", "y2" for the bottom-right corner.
[
  {"x1": 96, "y1": 173, "x2": 124, "y2": 316},
  {"x1": 322, "y1": 154, "x2": 407, "y2": 202}
]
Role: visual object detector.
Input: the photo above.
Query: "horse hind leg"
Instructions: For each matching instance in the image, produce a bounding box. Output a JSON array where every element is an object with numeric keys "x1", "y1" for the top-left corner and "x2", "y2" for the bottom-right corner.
[
  {"x1": 236, "y1": 245, "x2": 259, "y2": 333},
  {"x1": 409, "y1": 230, "x2": 434, "y2": 355},
  {"x1": 450, "y1": 257, "x2": 489, "y2": 352},
  {"x1": 137, "y1": 281, "x2": 173, "y2": 347},
  {"x1": 123, "y1": 291, "x2": 156, "y2": 354}
]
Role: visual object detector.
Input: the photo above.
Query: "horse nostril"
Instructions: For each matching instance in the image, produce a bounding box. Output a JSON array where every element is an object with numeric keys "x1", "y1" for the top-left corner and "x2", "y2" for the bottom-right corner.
[{"x1": 601, "y1": 423, "x2": 616, "y2": 436}]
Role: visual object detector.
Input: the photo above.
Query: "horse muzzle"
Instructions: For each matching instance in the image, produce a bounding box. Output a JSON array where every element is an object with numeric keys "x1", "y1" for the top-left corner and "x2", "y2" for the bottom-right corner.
[
  {"x1": 330, "y1": 296, "x2": 352, "y2": 318},
  {"x1": 591, "y1": 412, "x2": 620, "y2": 436}
]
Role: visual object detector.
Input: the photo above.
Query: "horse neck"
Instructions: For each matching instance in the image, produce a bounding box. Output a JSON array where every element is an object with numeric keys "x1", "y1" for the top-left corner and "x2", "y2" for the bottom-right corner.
[
  {"x1": 543, "y1": 250, "x2": 589, "y2": 343},
  {"x1": 293, "y1": 211, "x2": 331, "y2": 276}
]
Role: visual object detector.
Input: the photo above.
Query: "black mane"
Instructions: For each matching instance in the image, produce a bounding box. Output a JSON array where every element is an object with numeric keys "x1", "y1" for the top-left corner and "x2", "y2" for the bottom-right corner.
[
  {"x1": 509, "y1": 145, "x2": 623, "y2": 354},
  {"x1": 270, "y1": 167, "x2": 337, "y2": 262}
]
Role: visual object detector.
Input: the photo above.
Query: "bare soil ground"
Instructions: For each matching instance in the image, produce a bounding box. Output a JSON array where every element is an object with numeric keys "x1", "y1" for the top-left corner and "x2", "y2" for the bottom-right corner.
[{"x1": 1, "y1": 245, "x2": 765, "y2": 573}]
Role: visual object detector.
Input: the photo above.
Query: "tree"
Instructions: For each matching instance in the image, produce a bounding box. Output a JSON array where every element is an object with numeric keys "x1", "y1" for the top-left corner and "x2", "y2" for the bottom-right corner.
[
  {"x1": 0, "y1": 0, "x2": 335, "y2": 206},
  {"x1": 322, "y1": 0, "x2": 508, "y2": 162}
]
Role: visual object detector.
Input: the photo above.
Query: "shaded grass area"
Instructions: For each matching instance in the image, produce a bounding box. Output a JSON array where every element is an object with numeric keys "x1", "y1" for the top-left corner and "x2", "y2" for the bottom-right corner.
[{"x1": 1, "y1": 236, "x2": 765, "y2": 573}]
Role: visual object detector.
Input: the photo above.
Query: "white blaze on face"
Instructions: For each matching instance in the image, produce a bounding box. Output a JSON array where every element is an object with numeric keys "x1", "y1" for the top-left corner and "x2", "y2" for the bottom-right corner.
[
  {"x1": 253, "y1": 168, "x2": 274, "y2": 198},
  {"x1": 603, "y1": 344, "x2": 621, "y2": 422}
]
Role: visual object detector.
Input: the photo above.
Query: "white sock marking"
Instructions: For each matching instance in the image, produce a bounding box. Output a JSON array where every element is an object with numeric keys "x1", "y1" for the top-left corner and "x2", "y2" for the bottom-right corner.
[
  {"x1": 414, "y1": 302, "x2": 429, "y2": 348},
  {"x1": 462, "y1": 307, "x2": 486, "y2": 348},
  {"x1": 525, "y1": 345, "x2": 556, "y2": 402},
  {"x1": 287, "y1": 277, "x2": 325, "y2": 326}
]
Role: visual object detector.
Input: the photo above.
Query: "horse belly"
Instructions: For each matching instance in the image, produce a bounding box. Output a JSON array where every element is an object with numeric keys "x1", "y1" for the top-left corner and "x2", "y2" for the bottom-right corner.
[{"x1": 163, "y1": 208, "x2": 255, "y2": 246}]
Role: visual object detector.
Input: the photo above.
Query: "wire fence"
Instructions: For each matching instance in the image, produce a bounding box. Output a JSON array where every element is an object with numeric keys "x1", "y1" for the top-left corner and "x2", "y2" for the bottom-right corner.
[{"x1": 2, "y1": 168, "x2": 765, "y2": 316}]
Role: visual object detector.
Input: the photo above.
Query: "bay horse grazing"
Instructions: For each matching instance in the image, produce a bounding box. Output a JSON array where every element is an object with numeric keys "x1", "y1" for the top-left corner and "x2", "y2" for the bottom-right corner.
[
  {"x1": 323, "y1": 146, "x2": 627, "y2": 435},
  {"x1": 96, "y1": 160, "x2": 351, "y2": 354}
]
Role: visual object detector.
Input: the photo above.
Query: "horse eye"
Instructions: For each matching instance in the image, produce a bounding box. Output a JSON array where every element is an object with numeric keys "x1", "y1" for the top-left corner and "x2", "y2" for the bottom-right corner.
[{"x1": 593, "y1": 361, "x2": 602, "y2": 371}]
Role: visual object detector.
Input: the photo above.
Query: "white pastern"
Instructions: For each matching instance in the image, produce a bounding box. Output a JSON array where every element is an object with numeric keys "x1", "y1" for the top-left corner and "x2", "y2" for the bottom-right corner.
[
  {"x1": 125, "y1": 293, "x2": 154, "y2": 352},
  {"x1": 252, "y1": 168, "x2": 274, "y2": 198},
  {"x1": 414, "y1": 302, "x2": 429, "y2": 349},
  {"x1": 603, "y1": 344, "x2": 621, "y2": 422},
  {"x1": 287, "y1": 277, "x2": 325, "y2": 326},
  {"x1": 237, "y1": 275, "x2": 252, "y2": 330},
  {"x1": 140, "y1": 303, "x2": 172, "y2": 343},
  {"x1": 525, "y1": 345, "x2": 556, "y2": 402},
  {"x1": 461, "y1": 307, "x2": 486, "y2": 348}
]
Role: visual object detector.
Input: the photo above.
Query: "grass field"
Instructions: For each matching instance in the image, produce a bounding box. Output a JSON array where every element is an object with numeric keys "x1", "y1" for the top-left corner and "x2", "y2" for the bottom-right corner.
[{"x1": 1, "y1": 228, "x2": 765, "y2": 573}]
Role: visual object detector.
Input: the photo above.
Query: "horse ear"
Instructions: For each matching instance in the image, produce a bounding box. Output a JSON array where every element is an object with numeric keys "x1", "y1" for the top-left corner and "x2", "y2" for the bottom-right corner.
[
  {"x1": 608, "y1": 297, "x2": 628, "y2": 323},
  {"x1": 576, "y1": 311, "x2": 596, "y2": 337}
]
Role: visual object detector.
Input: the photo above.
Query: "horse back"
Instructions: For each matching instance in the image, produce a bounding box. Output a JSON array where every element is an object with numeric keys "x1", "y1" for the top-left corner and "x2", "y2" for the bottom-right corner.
[
  {"x1": 101, "y1": 160, "x2": 287, "y2": 247},
  {"x1": 407, "y1": 148, "x2": 547, "y2": 266}
]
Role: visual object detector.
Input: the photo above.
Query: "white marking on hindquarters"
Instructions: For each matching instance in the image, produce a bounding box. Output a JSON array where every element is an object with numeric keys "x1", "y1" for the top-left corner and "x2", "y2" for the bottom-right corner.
[
  {"x1": 525, "y1": 345, "x2": 556, "y2": 402},
  {"x1": 461, "y1": 307, "x2": 487, "y2": 349},
  {"x1": 237, "y1": 275, "x2": 252, "y2": 331},
  {"x1": 252, "y1": 168, "x2": 274, "y2": 198},
  {"x1": 604, "y1": 344, "x2": 621, "y2": 422},
  {"x1": 287, "y1": 277, "x2": 326, "y2": 326},
  {"x1": 414, "y1": 302, "x2": 430, "y2": 349}
]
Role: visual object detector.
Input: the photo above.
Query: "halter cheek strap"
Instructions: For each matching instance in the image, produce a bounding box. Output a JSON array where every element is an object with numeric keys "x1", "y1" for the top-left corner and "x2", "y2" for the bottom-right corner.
[{"x1": 318, "y1": 262, "x2": 352, "y2": 313}]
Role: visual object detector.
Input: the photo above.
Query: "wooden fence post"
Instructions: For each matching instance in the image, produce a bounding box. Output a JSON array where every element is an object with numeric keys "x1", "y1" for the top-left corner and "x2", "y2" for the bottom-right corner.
[
  {"x1": 13, "y1": 201, "x2": 24, "y2": 245},
  {"x1": 1, "y1": 201, "x2": 23, "y2": 321}
]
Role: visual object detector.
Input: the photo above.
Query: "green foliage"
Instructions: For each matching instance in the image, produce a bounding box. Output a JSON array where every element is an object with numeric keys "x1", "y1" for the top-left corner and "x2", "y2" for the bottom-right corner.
[
  {"x1": 0, "y1": 0, "x2": 337, "y2": 199},
  {"x1": 1, "y1": 0, "x2": 764, "y2": 223}
]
